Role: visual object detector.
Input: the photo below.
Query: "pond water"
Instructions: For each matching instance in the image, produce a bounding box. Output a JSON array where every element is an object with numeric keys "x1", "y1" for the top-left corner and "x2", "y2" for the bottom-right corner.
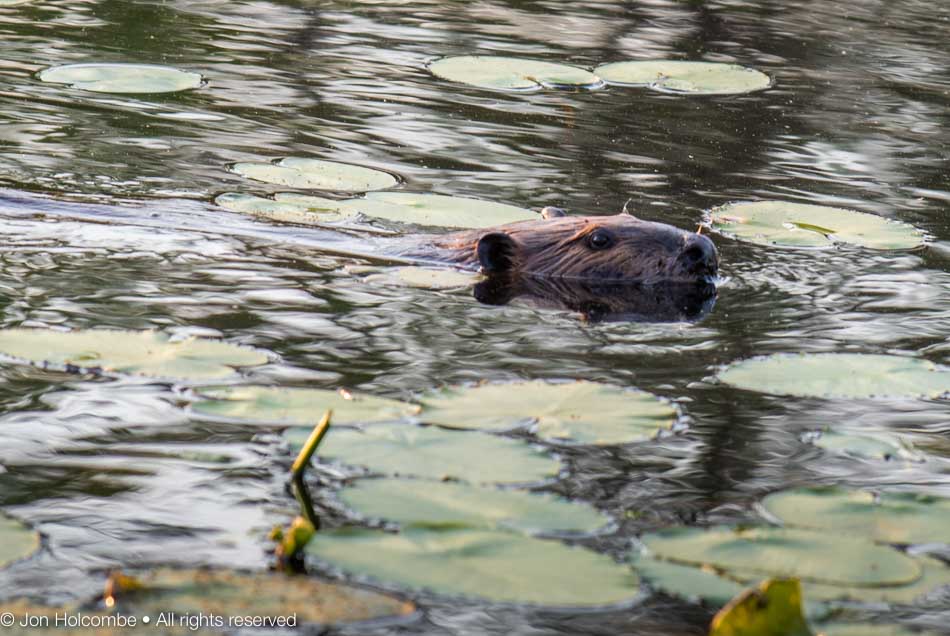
[{"x1": 0, "y1": 0, "x2": 949, "y2": 633}]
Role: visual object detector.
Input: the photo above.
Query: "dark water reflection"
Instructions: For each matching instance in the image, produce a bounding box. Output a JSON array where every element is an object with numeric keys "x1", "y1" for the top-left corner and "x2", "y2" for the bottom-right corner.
[{"x1": 0, "y1": 0, "x2": 947, "y2": 633}]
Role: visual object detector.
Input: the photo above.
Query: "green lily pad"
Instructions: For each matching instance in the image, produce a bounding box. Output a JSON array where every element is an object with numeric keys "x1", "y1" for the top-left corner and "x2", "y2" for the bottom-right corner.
[
  {"x1": 641, "y1": 526, "x2": 921, "y2": 587},
  {"x1": 594, "y1": 60, "x2": 771, "y2": 95},
  {"x1": 307, "y1": 527, "x2": 637, "y2": 606},
  {"x1": 0, "y1": 515, "x2": 38, "y2": 569},
  {"x1": 717, "y1": 353, "x2": 950, "y2": 399},
  {"x1": 631, "y1": 551, "x2": 744, "y2": 606},
  {"x1": 214, "y1": 192, "x2": 355, "y2": 224},
  {"x1": 220, "y1": 191, "x2": 535, "y2": 229},
  {"x1": 419, "y1": 380, "x2": 677, "y2": 445},
  {"x1": 356, "y1": 192, "x2": 537, "y2": 228},
  {"x1": 364, "y1": 267, "x2": 481, "y2": 290},
  {"x1": 37, "y1": 63, "x2": 203, "y2": 94},
  {"x1": 0, "y1": 568, "x2": 414, "y2": 634},
  {"x1": 285, "y1": 422, "x2": 559, "y2": 484},
  {"x1": 124, "y1": 568, "x2": 413, "y2": 626},
  {"x1": 794, "y1": 555, "x2": 950, "y2": 604},
  {"x1": 338, "y1": 478, "x2": 608, "y2": 534},
  {"x1": 810, "y1": 430, "x2": 924, "y2": 462},
  {"x1": 192, "y1": 386, "x2": 419, "y2": 426},
  {"x1": 230, "y1": 158, "x2": 398, "y2": 192},
  {"x1": 762, "y1": 488, "x2": 950, "y2": 545},
  {"x1": 706, "y1": 201, "x2": 924, "y2": 249},
  {"x1": 428, "y1": 56, "x2": 603, "y2": 91},
  {"x1": 637, "y1": 550, "x2": 950, "y2": 606},
  {"x1": 820, "y1": 623, "x2": 940, "y2": 636},
  {"x1": 0, "y1": 328, "x2": 267, "y2": 380}
]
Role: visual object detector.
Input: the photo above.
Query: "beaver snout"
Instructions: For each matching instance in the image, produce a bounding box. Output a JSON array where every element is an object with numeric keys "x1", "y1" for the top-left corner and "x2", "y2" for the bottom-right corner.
[{"x1": 676, "y1": 233, "x2": 718, "y2": 279}]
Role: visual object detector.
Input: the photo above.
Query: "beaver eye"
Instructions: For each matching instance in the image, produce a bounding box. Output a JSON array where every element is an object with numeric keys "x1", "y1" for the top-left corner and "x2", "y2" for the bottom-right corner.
[{"x1": 587, "y1": 230, "x2": 614, "y2": 250}]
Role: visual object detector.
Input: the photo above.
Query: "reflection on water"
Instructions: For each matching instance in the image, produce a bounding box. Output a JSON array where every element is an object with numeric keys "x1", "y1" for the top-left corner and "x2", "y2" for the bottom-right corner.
[
  {"x1": 0, "y1": 0, "x2": 947, "y2": 633},
  {"x1": 474, "y1": 274, "x2": 718, "y2": 323}
]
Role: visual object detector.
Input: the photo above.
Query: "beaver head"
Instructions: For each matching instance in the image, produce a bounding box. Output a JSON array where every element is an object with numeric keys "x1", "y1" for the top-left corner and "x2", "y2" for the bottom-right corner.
[{"x1": 414, "y1": 207, "x2": 718, "y2": 284}]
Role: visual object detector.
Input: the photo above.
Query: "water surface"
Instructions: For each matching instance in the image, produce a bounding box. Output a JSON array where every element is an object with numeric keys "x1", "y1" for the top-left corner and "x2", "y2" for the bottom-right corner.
[{"x1": 0, "y1": 1, "x2": 949, "y2": 633}]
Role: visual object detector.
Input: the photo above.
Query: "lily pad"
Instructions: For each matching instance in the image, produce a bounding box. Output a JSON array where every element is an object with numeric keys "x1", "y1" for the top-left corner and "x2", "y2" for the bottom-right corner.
[
  {"x1": 192, "y1": 386, "x2": 419, "y2": 426},
  {"x1": 717, "y1": 353, "x2": 950, "y2": 399},
  {"x1": 809, "y1": 430, "x2": 924, "y2": 462},
  {"x1": 0, "y1": 515, "x2": 38, "y2": 569},
  {"x1": 762, "y1": 488, "x2": 950, "y2": 545},
  {"x1": 285, "y1": 422, "x2": 559, "y2": 484},
  {"x1": 0, "y1": 328, "x2": 267, "y2": 380},
  {"x1": 419, "y1": 380, "x2": 677, "y2": 445},
  {"x1": 364, "y1": 267, "x2": 481, "y2": 290},
  {"x1": 428, "y1": 56, "x2": 603, "y2": 91},
  {"x1": 706, "y1": 201, "x2": 924, "y2": 249},
  {"x1": 795, "y1": 555, "x2": 950, "y2": 604},
  {"x1": 594, "y1": 60, "x2": 771, "y2": 95},
  {"x1": 820, "y1": 624, "x2": 940, "y2": 636},
  {"x1": 307, "y1": 527, "x2": 637, "y2": 606},
  {"x1": 631, "y1": 551, "x2": 744, "y2": 606},
  {"x1": 0, "y1": 568, "x2": 413, "y2": 634},
  {"x1": 37, "y1": 63, "x2": 203, "y2": 94},
  {"x1": 220, "y1": 191, "x2": 535, "y2": 229},
  {"x1": 338, "y1": 478, "x2": 608, "y2": 535},
  {"x1": 357, "y1": 192, "x2": 537, "y2": 228},
  {"x1": 124, "y1": 568, "x2": 413, "y2": 627},
  {"x1": 214, "y1": 192, "x2": 355, "y2": 224},
  {"x1": 641, "y1": 526, "x2": 921, "y2": 587},
  {"x1": 230, "y1": 158, "x2": 398, "y2": 192}
]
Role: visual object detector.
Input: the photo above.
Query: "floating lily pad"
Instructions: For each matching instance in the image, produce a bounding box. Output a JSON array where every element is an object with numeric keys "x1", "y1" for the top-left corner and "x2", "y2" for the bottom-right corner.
[
  {"x1": 631, "y1": 551, "x2": 744, "y2": 606},
  {"x1": 192, "y1": 386, "x2": 419, "y2": 426},
  {"x1": 37, "y1": 63, "x2": 203, "y2": 94},
  {"x1": 820, "y1": 623, "x2": 939, "y2": 636},
  {"x1": 307, "y1": 527, "x2": 637, "y2": 606},
  {"x1": 594, "y1": 60, "x2": 771, "y2": 95},
  {"x1": 285, "y1": 422, "x2": 558, "y2": 484},
  {"x1": 123, "y1": 568, "x2": 413, "y2": 626},
  {"x1": 809, "y1": 430, "x2": 924, "y2": 462},
  {"x1": 717, "y1": 353, "x2": 950, "y2": 399},
  {"x1": 214, "y1": 192, "x2": 355, "y2": 224},
  {"x1": 364, "y1": 267, "x2": 481, "y2": 290},
  {"x1": 0, "y1": 568, "x2": 413, "y2": 634},
  {"x1": 0, "y1": 328, "x2": 267, "y2": 380},
  {"x1": 230, "y1": 158, "x2": 398, "y2": 192},
  {"x1": 419, "y1": 380, "x2": 677, "y2": 445},
  {"x1": 762, "y1": 488, "x2": 950, "y2": 546},
  {"x1": 710, "y1": 579, "x2": 811, "y2": 636},
  {"x1": 220, "y1": 191, "x2": 535, "y2": 229},
  {"x1": 795, "y1": 555, "x2": 950, "y2": 604},
  {"x1": 637, "y1": 542, "x2": 950, "y2": 606},
  {"x1": 0, "y1": 515, "x2": 38, "y2": 569},
  {"x1": 356, "y1": 192, "x2": 537, "y2": 228},
  {"x1": 428, "y1": 56, "x2": 603, "y2": 91},
  {"x1": 641, "y1": 526, "x2": 921, "y2": 587},
  {"x1": 706, "y1": 201, "x2": 924, "y2": 249},
  {"x1": 339, "y1": 478, "x2": 607, "y2": 535}
]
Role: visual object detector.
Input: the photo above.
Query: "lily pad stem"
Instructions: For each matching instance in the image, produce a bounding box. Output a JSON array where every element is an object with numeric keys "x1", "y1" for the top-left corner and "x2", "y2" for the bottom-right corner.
[{"x1": 291, "y1": 409, "x2": 332, "y2": 479}]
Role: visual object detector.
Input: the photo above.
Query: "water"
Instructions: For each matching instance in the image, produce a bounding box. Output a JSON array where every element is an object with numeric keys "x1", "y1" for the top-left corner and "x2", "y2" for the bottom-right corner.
[{"x1": 0, "y1": 0, "x2": 949, "y2": 633}]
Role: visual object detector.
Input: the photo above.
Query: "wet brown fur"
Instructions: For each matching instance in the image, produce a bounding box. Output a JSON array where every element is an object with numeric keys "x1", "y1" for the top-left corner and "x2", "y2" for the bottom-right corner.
[{"x1": 399, "y1": 213, "x2": 718, "y2": 284}]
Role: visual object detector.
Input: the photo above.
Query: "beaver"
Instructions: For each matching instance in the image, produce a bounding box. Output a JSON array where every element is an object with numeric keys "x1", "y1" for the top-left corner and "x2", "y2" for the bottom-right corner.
[{"x1": 398, "y1": 206, "x2": 719, "y2": 285}]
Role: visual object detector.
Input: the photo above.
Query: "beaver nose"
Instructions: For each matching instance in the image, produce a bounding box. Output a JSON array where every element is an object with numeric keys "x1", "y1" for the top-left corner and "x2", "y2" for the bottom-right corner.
[{"x1": 677, "y1": 234, "x2": 718, "y2": 276}]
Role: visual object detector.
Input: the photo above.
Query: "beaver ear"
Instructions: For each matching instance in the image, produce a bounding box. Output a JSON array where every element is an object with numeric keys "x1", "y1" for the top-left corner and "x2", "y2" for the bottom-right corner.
[
  {"x1": 621, "y1": 198, "x2": 637, "y2": 218},
  {"x1": 476, "y1": 232, "x2": 519, "y2": 274}
]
